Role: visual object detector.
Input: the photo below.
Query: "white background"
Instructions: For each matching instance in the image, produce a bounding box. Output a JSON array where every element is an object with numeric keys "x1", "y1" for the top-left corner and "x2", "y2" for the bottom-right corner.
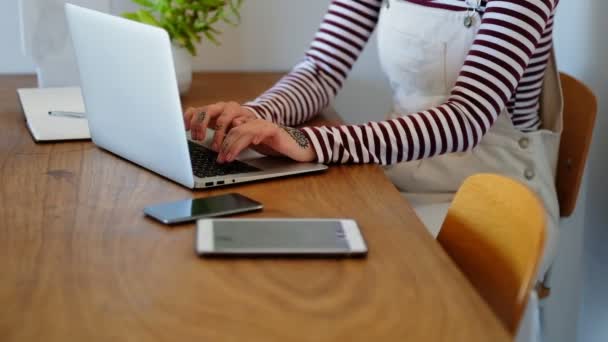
[{"x1": 0, "y1": 1, "x2": 606, "y2": 341}]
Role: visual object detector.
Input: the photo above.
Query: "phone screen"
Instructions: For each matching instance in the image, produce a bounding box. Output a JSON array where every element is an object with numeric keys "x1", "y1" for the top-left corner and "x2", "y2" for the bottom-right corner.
[
  {"x1": 212, "y1": 220, "x2": 350, "y2": 251},
  {"x1": 144, "y1": 194, "x2": 262, "y2": 224}
]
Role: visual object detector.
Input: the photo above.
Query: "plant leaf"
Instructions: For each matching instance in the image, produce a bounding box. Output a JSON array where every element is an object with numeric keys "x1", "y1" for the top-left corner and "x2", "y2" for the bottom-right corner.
[
  {"x1": 185, "y1": 40, "x2": 196, "y2": 56},
  {"x1": 129, "y1": 0, "x2": 244, "y2": 50},
  {"x1": 203, "y1": 30, "x2": 220, "y2": 46},
  {"x1": 137, "y1": 9, "x2": 161, "y2": 27},
  {"x1": 132, "y1": 0, "x2": 155, "y2": 8},
  {"x1": 228, "y1": 0, "x2": 241, "y2": 22},
  {"x1": 122, "y1": 12, "x2": 141, "y2": 22}
]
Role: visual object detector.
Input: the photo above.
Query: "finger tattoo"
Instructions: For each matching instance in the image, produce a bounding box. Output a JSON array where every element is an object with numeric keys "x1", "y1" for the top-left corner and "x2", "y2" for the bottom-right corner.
[
  {"x1": 195, "y1": 111, "x2": 206, "y2": 124},
  {"x1": 281, "y1": 126, "x2": 310, "y2": 149}
]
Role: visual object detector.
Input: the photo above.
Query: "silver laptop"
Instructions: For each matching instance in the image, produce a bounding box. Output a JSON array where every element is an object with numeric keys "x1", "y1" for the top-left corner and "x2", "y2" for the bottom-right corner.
[{"x1": 65, "y1": 4, "x2": 327, "y2": 189}]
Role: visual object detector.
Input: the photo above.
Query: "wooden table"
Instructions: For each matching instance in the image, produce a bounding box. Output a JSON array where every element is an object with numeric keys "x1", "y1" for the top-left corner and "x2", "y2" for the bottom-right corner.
[{"x1": 0, "y1": 73, "x2": 510, "y2": 341}]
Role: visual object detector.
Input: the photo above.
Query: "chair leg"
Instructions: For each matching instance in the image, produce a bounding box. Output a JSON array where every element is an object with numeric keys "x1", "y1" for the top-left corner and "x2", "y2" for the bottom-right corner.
[
  {"x1": 536, "y1": 264, "x2": 555, "y2": 300},
  {"x1": 536, "y1": 281, "x2": 551, "y2": 299}
]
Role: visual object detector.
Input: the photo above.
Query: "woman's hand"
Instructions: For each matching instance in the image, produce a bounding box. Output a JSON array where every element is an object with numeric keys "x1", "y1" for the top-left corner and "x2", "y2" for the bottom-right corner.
[
  {"x1": 217, "y1": 118, "x2": 316, "y2": 163},
  {"x1": 184, "y1": 101, "x2": 257, "y2": 150}
]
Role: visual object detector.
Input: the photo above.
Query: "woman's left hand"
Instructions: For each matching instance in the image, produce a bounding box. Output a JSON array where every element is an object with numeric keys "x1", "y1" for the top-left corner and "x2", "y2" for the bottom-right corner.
[{"x1": 217, "y1": 118, "x2": 316, "y2": 164}]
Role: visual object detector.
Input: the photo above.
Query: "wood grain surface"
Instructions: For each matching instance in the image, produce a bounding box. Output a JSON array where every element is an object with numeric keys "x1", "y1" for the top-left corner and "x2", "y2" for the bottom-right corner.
[{"x1": 0, "y1": 73, "x2": 509, "y2": 342}]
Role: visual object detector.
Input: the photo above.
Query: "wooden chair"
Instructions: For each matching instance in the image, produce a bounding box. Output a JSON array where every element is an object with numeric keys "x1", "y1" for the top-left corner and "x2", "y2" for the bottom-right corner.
[
  {"x1": 536, "y1": 73, "x2": 597, "y2": 299},
  {"x1": 438, "y1": 174, "x2": 546, "y2": 335},
  {"x1": 556, "y1": 73, "x2": 597, "y2": 217}
]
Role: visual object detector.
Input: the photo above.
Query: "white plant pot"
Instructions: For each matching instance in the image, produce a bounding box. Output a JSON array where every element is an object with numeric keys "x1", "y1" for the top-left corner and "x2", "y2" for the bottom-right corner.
[{"x1": 171, "y1": 44, "x2": 193, "y2": 95}]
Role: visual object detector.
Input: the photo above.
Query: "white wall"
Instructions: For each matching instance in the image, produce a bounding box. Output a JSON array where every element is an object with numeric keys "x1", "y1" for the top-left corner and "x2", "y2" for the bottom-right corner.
[
  {"x1": 543, "y1": 181, "x2": 587, "y2": 342},
  {"x1": 112, "y1": 0, "x2": 393, "y2": 124},
  {"x1": 553, "y1": 1, "x2": 608, "y2": 342},
  {"x1": 0, "y1": 1, "x2": 606, "y2": 340},
  {"x1": 0, "y1": 0, "x2": 35, "y2": 73},
  {"x1": 0, "y1": 0, "x2": 391, "y2": 124}
]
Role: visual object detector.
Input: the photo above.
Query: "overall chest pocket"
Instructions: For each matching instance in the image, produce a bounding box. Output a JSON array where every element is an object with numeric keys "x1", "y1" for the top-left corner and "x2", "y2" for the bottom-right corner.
[
  {"x1": 377, "y1": 0, "x2": 482, "y2": 108},
  {"x1": 378, "y1": 26, "x2": 449, "y2": 97}
]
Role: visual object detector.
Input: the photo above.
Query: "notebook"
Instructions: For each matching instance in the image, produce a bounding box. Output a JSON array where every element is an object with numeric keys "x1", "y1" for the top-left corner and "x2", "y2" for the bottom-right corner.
[{"x1": 17, "y1": 87, "x2": 90, "y2": 142}]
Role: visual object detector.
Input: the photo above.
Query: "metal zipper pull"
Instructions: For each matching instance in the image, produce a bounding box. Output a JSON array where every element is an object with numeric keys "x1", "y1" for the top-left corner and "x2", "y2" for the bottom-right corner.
[
  {"x1": 384, "y1": 0, "x2": 390, "y2": 9},
  {"x1": 464, "y1": 14, "x2": 473, "y2": 28},
  {"x1": 464, "y1": 0, "x2": 481, "y2": 28}
]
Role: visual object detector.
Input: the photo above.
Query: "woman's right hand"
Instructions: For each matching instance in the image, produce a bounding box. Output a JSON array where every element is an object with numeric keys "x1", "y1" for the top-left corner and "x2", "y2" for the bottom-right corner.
[{"x1": 184, "y1": 101, "x2": 258, "y2": 151}]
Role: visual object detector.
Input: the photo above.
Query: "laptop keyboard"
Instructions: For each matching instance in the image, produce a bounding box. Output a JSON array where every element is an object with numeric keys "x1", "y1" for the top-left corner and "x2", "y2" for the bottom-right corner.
[{"x1": 188, "y1": 141, "x2": 261, "y2": 178}]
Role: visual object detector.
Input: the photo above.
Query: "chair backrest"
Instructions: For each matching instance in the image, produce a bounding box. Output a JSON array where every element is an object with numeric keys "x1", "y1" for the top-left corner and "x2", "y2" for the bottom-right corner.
[
  {"x1": 556, "y1": 73, "x2": 597, "y2": 217},
  {"x1": 438, "y1": 174, "x2": 546, "y2": 335}
]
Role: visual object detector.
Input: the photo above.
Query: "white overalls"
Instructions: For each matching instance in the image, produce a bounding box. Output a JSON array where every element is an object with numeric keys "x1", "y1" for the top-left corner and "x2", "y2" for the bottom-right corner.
[{"x1": 377, "y1": 0, "x2": 563, "y2": 278}]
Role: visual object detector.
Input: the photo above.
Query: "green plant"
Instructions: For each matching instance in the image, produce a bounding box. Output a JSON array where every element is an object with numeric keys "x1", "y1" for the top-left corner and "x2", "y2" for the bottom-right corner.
[{"x1": 123, "y1": 0, "x2": 244, "y2": 56}]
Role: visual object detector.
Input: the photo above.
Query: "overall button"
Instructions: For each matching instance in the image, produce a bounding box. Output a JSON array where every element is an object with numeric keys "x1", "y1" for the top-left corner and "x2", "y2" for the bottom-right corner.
[
  {"x1": 518, "y1": 137, "x2": 530, "y2": 149},
  {"x1": 524, "y1": 168, "x2": 535, "y2": 180}
]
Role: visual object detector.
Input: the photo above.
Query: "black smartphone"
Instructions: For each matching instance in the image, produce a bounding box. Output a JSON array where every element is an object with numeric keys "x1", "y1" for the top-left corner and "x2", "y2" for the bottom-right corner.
[{"x1": 143, "y1": 193, "x2": 263, "y2": 224}]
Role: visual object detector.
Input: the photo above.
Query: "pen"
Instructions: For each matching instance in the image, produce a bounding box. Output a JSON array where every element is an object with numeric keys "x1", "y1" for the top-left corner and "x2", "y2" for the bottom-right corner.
[{"x1": 48, "y1": 111, "x2": 86, "y2": 118}]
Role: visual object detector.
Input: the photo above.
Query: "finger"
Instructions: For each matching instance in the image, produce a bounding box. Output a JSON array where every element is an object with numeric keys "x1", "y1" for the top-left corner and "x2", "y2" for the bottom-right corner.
[
  {"x1": 254, "y1": 122, "x2": 278, "y2": 144},
  {"x1": 211, "y1": 110, "x2": 240, "y2": 151},
  {"x1": 223, "y1": 123, "x2": 275, "y2": 162},
  {"x1": 251, "y1": 131, "x2": 265, "y2": 145},
  {"x1": 223, "y1": 132, "x2": 257, "y2": 163},
  {"x1": 196, "y1": 104, "x2": 223, "y2": 141},
  {"x1": 234, "y1": 116, "x2": 255, "y2": 127},
  {"x1": 191, "y1": 103, "x2": 223, "y2": 141},
  {"x1": 218, "y1": 125, "x2": 249, "y2": 163},
  {"x1": 217, "y1": 128, "x2": 237, "y2": 163},
  {"x1": 251, "y1": 125, "x2": 274, "y2": 145},
  {"x1": 184, "y1": 107, "x2": 202, "y2": 130},
  {"x1": 189, "y1": 110, "x2": 208, "y2": 141},
  {"x1": 189, "y1": 108, "x2": 203, "y2": 139},
  {"x1": 210, "y1": 102, "x2": 246, "y2": 149}
]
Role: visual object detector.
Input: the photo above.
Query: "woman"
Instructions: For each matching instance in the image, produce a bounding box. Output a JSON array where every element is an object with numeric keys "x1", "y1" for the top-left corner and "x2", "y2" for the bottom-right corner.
[{"x1": 184, "y1": 0, "x2": 561, "y2": 276}]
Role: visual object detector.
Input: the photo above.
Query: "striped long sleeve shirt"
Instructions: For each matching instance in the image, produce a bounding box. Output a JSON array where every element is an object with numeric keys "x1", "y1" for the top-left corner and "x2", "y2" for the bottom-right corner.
[{"x1": 243, "y1": 0, "x2": 559, "y2": 164}]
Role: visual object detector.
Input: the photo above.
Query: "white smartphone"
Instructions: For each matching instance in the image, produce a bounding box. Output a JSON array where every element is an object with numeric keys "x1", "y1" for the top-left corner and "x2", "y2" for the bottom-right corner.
[{"x1": 196, "y1": 218, "x2": 367, "y2": 257}]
